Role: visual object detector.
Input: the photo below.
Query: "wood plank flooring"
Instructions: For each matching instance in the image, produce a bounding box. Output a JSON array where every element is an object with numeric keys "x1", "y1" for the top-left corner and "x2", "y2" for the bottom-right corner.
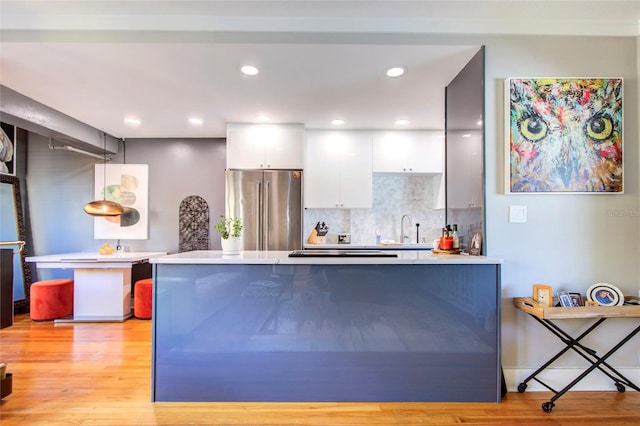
[{"x1": 1, "y1": 313, "x2": 640, "y2": 425}]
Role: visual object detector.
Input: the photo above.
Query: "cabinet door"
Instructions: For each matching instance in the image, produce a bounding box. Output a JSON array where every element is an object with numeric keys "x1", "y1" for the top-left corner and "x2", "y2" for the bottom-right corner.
[
  {"x1": 447, "y1": 130, "x2": 483, "y2": 209},
  {"x1": 226, "y1": 124, "x2": 267, "y2": 168},
  {"x1": 304, "y1": 131, "x2": 341, "y2": 208},
  {"x1": 372, "y1": 132, "x2": 407, "y2": 172},
  {"x1": 406, "y1": 130, "x2": 444, "y2": 173},
  {"x1": 372, "y1": 130, "x2": 444, "y2": 173},
  {"x1": 304, "y1": 130, "x2": 372, "y2": 209},
  {"x1": 226, "y1": 123, "x2": 304, "y2": 169},
  {"x1": 264, "y1": 124, "x2": 304, "y2": 169},
  {"x1": 339, "y1": 133, "x2": 372, "y2": 208}
]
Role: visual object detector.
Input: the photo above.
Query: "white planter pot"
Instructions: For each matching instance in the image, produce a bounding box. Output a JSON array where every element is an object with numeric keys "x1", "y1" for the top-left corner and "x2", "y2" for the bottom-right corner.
[{"x1": 221, "y1": 236, "x2": 242, "y2": 255}]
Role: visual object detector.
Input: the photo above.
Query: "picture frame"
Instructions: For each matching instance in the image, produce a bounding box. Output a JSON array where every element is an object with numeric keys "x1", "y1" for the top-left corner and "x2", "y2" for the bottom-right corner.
[
  {"x1": 533, "y1": 284, "x2": 553, "y2": 307},
  {"x1": 0, "y1": 122, "x2": 16, "y2": 176},
  {"x1": 469, "y1": 231, "x2": 482, "y2": 256},
  {"x1": 586, "y1": 282, "x2": 624, "y2": 307},
  {"x1": 568, "y1": 292, "x2": 584, "y2": 307},
  {"x1": 505, "y1": 77, "x2": 623, "y2": 194},
  {"x1": 557, "y1": 291, "x2": 573, "y2": 308},
  {"x1": 94, "y1": 164, "x2": 149, "y2": 240}
]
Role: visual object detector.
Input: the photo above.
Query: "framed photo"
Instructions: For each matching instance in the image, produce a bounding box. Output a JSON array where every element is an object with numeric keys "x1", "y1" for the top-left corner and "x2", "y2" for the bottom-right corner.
[
  {"x1": 533, "y1": 284, "x2": 553, "y2": 307},
  {"x1": 94, "y1": 164, "x2": 149, "y2": 240},
  {"x1": 586, "y1": 282, "x2": 624, "y2": 307},
  {"x1": 569, "y1": 292, "x2": 584, "y2": 307},
  {"x1": 0, "y1": 122, "x2": 16, "y2": 176},
  {"x1": 557, "y1": 291, "x2": 573, "y2": 308},
  {"x1": 505, "y1": 78, "x2": 623, "y2": 194},
  {"x1": 469, "y1": 231, "x2": 482, "y2": 256}
]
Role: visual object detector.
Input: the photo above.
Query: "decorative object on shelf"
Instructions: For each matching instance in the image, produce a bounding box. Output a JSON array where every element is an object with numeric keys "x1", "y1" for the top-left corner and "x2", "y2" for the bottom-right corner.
[
  {"x1": 557, "y1": 291, "x2": 573, "y2": 307},
  {"x1": 469, "y1": 231, "x2": 482, "y2": 256},
  {"x1": 533, "y1": 284, "x2": 553, "y2": 307},
  {"x1": 98, "y1": 242, "x2": 115, "y2": 255},
  {"x1": 586, "y1": 282, "x2": 624, "y2": 306},
  {"x1": 84, "y1": 131, "x2": 124, "y2": 217},
  {"x1": 505, "y1": 77, "x2": 623, "y2": 194},
  {"x1": 569, "y1": 292, "x2": 584, "y2": 306},
  {"x1": 178, "y1": 195, "x2": 209, "y2": 252},
  {"x1": 214, "y1": 215, "x2": 243, "y2": 254}
]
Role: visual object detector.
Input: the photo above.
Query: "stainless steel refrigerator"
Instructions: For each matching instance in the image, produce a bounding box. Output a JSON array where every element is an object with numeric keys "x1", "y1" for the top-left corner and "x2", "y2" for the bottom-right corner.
[{"x1": 225, "y1": 169, "x2": 303, "y2": 251}]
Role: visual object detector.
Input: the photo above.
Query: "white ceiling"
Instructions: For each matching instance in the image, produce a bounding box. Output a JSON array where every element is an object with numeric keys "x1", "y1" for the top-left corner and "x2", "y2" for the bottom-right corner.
[{"x1": 1, "y1": 1, "x2": 638, "y2": 139}]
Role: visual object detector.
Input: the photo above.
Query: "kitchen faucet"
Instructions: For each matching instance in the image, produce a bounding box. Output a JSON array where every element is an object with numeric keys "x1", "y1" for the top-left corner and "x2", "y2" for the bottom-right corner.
[{"x1": 400, "y1": 214, "x2": 412, "y2": 244}]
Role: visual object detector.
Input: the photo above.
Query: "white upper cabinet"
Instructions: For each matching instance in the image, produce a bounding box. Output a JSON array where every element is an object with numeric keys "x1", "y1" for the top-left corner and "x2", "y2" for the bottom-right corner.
[
  {"x1": 304, "y1": 130, "x2": 372, "y2": 209},
  {"x1": 226, "y1": 123, "x2": 304, "y2": 169},
  {"x1": 372, "y1": 130, "x2": 443, "y2": 174}
]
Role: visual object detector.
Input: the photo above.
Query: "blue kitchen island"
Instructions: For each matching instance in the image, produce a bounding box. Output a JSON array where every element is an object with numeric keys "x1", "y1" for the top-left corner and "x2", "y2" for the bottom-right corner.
[{"x1": 150, "y1": 250, "x2": 502, "y2": 402}]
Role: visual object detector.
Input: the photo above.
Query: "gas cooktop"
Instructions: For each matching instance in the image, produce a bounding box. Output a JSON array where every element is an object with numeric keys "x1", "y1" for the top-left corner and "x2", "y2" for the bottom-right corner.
[{"x1": 288, "y1": 250, "x2": 397, "y2": 258}]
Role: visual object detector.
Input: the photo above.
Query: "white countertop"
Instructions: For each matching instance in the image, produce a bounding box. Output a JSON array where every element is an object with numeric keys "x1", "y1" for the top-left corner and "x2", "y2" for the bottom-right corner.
[
  {"x1": 151, "y1": 250, "x2": 502, "y2": 265},
  {"x1": 26, "y1": 252, "x2": 167, "y2": 264}
]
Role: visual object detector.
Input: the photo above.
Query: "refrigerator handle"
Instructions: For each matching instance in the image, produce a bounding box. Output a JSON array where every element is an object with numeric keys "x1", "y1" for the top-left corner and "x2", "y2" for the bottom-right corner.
[
  {"x1": 256, "y1": 180, "x2": 262, "y2": 250},
  {"x1": 264, "y1": 180, "x2": 270, "y2": 250}
]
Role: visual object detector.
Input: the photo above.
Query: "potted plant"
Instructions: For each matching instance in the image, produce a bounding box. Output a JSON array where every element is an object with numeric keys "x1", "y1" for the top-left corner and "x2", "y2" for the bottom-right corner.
[{"x1": 214, "y1": 215, "x2": 243, "y2": 254}]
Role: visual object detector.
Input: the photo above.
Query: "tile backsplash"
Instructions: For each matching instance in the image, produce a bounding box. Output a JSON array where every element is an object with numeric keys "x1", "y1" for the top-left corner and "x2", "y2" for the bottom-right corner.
[{"x1": 304, "y1": 174, "x2": 445, "y2": 245}]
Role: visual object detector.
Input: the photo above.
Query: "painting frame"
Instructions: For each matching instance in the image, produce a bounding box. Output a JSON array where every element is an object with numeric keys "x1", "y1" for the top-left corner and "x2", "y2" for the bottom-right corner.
[
  {"x1": 505, "y1": 77, "x2": 623, "y2": 194},
  {"x1": 0, "y1": 122, "x2": 17, "y2": 176},
  {"x1": 94, "y1": 164, "x2": 149, "y2": 240}
]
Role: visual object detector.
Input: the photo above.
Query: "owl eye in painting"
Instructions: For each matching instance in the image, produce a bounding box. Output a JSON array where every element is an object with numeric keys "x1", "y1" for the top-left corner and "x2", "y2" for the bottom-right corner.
[
  {"x1": 585, "y1": 113, "x2": 613, "y2": 142},
  {"x1": 519, "y1": 114, "x2": 548, "y2": 142}
]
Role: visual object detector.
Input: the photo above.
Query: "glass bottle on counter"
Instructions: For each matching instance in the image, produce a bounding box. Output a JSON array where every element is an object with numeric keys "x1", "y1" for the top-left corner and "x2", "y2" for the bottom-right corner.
[{"x1": 452, "y1": 224, "x2": 460, "y2": 249}]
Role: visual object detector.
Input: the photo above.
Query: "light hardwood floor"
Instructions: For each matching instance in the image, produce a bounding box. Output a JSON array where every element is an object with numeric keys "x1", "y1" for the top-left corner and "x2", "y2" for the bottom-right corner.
[{"x1": 1, "y1": 313, "x2": 639, "y2": 425}]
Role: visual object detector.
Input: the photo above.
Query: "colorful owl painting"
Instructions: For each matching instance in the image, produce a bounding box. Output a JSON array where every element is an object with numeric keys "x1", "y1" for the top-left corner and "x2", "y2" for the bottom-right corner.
[{"x1": 508, "y1": 78, "x2": 623, "y2": 193}]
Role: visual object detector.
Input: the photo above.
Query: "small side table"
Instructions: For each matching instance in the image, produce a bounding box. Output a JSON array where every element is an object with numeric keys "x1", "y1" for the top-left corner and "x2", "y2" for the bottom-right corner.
[{"x1": 513, "y1": 297, "x2": 640, "y2": 413}]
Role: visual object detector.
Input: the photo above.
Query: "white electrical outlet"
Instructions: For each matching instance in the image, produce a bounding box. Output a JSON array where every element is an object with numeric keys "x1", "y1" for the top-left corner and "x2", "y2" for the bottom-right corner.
[{"x1": 509, "y1": 205, "x2": 527, "y2": 223}]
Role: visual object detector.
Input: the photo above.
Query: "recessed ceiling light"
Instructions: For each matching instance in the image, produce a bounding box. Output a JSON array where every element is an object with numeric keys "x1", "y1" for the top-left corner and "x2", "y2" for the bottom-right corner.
[
  {"x1": 477, "y1": 120, "x2": 483, "y2": 126},
  {"x1": 189, "y1": 117, "x2": 203, "y2": 125},
  {"x1": 256, "y1": 115, "x2": 270, "y2": 122},
  {"x1": 394, "y1": 119, "x2": 409, "y2": 126},
  {"x1": 124, "y1": 117, "x2": 141, "y2": 126},
  {"x1": 386, "y1": 67, "x2": 406, "y2": 77},
  {"x1": 331, "y1": 119, "x2": 345, "y2": 126},
  {"x1": 462, "y1": 134, "x2": 472, "y2": 138},
  {"x1": 241, "y1": 65, "x2": 259, "y2": 76}
]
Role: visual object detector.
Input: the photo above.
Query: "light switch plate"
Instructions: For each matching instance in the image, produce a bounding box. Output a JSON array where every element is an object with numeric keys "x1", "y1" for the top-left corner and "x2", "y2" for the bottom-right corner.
[{"x1": 509, "y1": 205, "x2": 527, "y2": 223}]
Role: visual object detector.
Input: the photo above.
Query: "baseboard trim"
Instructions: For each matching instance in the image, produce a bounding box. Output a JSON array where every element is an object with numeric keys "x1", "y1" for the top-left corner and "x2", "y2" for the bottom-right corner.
[{"x1": 503, "y1": 367, "x2": 640, "y2": 392}]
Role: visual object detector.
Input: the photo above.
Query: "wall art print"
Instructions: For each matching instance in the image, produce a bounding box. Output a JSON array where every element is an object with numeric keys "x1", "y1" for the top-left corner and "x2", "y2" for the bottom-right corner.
[
  {"x1": 94, "y1": 164, "x2": 148, "y2": 239},
  {"x1": 0, "y1": 123, "x2": 16, "y2": 176},
  {"x1": 506, "y1": 78, "x2": 623, "y2": 194}
]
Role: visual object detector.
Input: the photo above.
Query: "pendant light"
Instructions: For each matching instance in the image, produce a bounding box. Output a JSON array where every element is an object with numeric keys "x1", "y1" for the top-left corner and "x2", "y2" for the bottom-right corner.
[{"x1": 83, "y1": 131, "x2": 124, "y2": 217}]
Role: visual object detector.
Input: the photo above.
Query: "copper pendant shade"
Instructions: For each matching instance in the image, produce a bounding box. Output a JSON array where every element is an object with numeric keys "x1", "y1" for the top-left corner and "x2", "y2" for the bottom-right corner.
[
  {"x1": 83, "y1": 131, "x2": 124, "y2": 217},
  {"x1": 83, "y1": 199, "x2": 124, "y2": 216}
]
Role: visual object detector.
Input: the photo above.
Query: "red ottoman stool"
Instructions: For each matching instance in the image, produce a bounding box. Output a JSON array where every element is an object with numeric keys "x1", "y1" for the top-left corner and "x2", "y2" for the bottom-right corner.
[
  {"x1": 134, "y1": 278, "x2": 153, "y2": 319},
  {"x1": 30, "y1": 279, "x2": 74, "y2": 321}
]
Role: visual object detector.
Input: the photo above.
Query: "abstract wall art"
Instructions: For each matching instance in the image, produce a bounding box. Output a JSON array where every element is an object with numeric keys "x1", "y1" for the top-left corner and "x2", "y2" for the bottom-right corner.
[
  {"x1": 94, "y1": 164, "x2": 149, "y2": 239},
  {"x1": 506, "y1": 78, "x2": 623, "y2": 193}
]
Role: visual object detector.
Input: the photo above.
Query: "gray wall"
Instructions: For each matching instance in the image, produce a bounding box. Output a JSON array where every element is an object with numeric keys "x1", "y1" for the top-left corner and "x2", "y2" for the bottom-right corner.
[{"x1": 26, "y1": 135, "x2": 226, "y2": 279}]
